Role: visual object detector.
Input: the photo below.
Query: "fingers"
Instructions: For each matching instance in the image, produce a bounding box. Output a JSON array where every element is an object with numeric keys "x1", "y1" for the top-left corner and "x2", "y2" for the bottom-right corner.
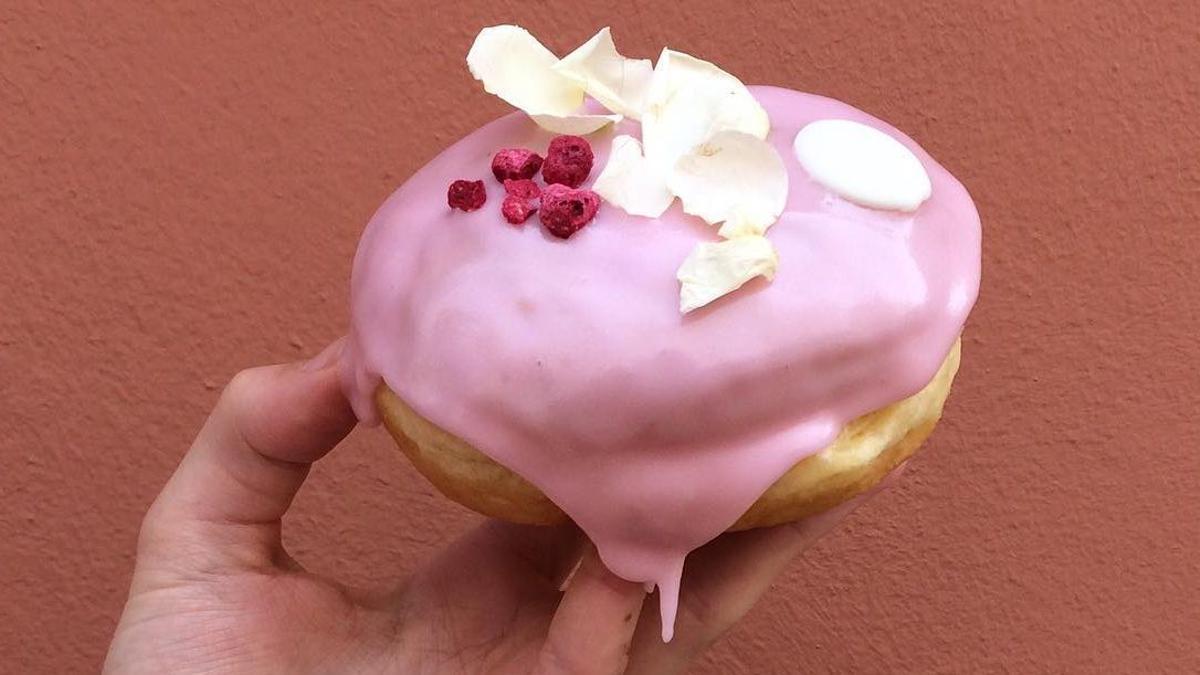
[
  {"x1": 627, "y1": 466, "x2": 907, "y2": 674},
  {"x1": 135, "y1": 339, "x2": 356, "y2": 580},
  {"x1": 533, "y1": 547, "x2": 647, "y2": 675}
]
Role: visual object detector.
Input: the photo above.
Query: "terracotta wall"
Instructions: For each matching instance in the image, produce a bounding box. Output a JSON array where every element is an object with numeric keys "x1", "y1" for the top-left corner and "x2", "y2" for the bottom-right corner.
[{"x1": 3, "y1": 1, "x2": 1198, "y2": 672}]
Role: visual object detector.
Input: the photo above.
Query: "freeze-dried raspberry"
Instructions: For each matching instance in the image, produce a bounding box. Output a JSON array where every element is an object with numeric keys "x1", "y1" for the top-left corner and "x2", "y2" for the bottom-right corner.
[
  {"x1": 539, "y1": 184, "x2": 600, "y2": 239},
  {"x1": 503, "y1": 178, "x2": 541, "y2": 200},
  {"x1": 500, "y1": 179, "x2": 541, "y2": 225},
  {"x1": 541, "y1": 135, "x2": 594, "y2": 188},
  {"x1": 501, "y1": 195, "x2": 537, "y2": 224},
  {"x1": 491, "y1": 148, "x2": 544, "y2": 182},
  {"x1": 447, "y1": 179, "x2": 486, "y2": 211}
]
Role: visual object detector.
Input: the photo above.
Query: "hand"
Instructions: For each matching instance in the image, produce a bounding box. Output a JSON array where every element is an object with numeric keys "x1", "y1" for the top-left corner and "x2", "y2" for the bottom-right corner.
[{"x1": 105, "y1": 340, "x2": 892, "y2": 674}]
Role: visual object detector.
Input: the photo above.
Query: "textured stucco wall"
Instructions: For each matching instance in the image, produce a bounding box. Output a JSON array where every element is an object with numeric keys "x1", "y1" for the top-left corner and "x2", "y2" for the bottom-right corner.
[{"x1": 2, "y1": 1, "x2": 1199, "y2": 672}]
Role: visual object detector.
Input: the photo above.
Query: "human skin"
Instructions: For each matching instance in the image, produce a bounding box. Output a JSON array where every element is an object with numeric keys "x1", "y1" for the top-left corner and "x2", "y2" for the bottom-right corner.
[{"x1": 104, "y1": 339, "x2": 892, "y2": 674}]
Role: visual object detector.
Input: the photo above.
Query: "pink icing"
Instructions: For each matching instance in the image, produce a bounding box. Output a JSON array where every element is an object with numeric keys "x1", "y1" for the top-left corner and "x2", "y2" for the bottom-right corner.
[{"x1": 342, "y1": 86, "x2": 981, "y2": 640}]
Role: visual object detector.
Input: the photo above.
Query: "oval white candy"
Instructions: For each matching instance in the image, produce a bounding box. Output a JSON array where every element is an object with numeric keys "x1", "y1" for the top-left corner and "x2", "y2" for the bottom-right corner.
[{"x1": 793, "y1": 119, "x2": 932, "y2": 212}]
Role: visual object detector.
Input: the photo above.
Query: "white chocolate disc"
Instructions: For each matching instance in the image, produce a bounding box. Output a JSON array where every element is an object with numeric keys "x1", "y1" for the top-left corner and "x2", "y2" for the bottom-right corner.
[{"x1": 793, "y1": 119, "x2": 931, "y2": 212}]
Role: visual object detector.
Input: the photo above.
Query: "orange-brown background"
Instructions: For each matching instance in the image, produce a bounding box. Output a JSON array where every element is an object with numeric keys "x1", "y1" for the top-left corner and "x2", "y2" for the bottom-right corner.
[{"x1": 3, "y1": 1, "x2": 1198, "y2": 672}]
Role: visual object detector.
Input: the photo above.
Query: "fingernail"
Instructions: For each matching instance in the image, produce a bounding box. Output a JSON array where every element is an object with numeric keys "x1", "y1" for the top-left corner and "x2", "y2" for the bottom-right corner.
[{"x1": 301, "y1": 336, "x2": 346, "y2": 372}]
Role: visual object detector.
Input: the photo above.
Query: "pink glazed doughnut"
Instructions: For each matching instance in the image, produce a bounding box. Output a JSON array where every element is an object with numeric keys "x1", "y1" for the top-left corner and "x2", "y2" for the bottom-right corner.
[{"x1": 341, "y1": 86, "x2": 981, "y2": 638}]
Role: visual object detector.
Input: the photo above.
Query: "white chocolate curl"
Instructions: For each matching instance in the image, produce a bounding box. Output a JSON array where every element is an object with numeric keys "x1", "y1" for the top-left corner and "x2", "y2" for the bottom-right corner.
[
  {"x1": 677, "y1": 236, "x2": 779, "y2": 313},
  {"x1": 554, "y1": 27, "x2": 654, "y2": 120},
  {"x1": 592, "y1": 135, "x2": 676, "y2": 217},
  {"x1": 592, "y1": 48, "x2": 782, "y2": 228},
  {"x1": 793, "y1": 119, "x2": 931, "y2": 212},
  {"x1": 669, "y1": 130, "x2": 788, "y2": 236},
  {"x1": 467, "y1": 25, "x2": 621, "y2": 134},
  {"x1": 642, "y1": 50, "x2": 770, "y2": 175}
]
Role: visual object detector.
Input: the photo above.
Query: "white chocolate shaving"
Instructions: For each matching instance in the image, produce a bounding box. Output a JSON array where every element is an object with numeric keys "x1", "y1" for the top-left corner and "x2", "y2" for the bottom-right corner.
[
  {"x1": 592, "y1": 135, "x2": 676, "y2": 217},
  {"x1": 668, "y1": 130, "x2": 788, "y2": 236},
  {"x1": 554, "y1": 27, "x2": 653, "y2": 120},
  {"x1": 467, "y1": 25, "x2": 621, "y2": 134},
  {"x1": 642, "y1": 50, "x2": 770, "y2": 175},
  {"x1": 677, "y1": 236, "x2": 778, "y2": 313},
  {"x1": 793, "y1": 119, "x2": 931, "y2": 212}
]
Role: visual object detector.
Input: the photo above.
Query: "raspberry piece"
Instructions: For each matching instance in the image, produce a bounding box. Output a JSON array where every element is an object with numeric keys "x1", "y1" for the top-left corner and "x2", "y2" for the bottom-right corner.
[
  {"x1": 501, "y1": 179, "x2": 541, "y2": 225},
  {"x1": 447, "y1": 179, "x2": 486, "y2": 211},
  {"x1": 503, "y1": 178, "x2": 541, "y2": 200},
  {"x1": 491, "y1": 148, "x2": 544, "y2": 182},
  {"x1": 539, "y1": 184, "x2": 600, "y2": 239},
  {"x1": 501, "y1": 195, "x2": 537, "y2": 224},
  {"x1": 541, "y1": 135, "x2": 594, "y2": 188}
]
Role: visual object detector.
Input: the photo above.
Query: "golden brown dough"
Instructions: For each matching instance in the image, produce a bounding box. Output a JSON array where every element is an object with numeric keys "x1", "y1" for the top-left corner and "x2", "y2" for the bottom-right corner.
[{"x1": 377, "y1": 340, "x2": 961, "y2": 530}]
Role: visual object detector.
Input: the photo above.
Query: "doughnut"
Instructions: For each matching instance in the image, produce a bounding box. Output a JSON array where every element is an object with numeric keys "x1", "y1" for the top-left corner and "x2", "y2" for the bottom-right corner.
[{"x1": 340, "y1": 27, "x2": 981, "y2": 639}]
